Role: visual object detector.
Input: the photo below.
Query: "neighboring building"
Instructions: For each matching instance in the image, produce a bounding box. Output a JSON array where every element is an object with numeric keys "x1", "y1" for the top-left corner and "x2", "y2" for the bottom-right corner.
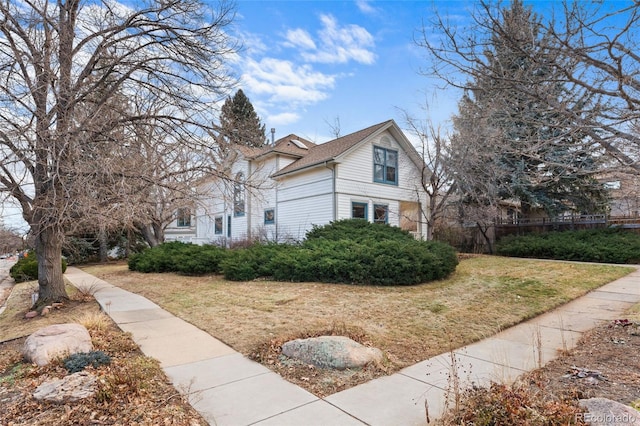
[
  {"x1": 166, "y1": 120, "x2": 430, "y2": 245},
  {"x1": 599, "y1": 168, "x2": 640, "y2": 217}
]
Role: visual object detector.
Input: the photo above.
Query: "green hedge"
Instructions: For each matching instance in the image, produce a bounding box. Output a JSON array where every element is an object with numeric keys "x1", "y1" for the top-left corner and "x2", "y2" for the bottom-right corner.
[
  {"x1": 223, "y1": 220, "x2": 458, "y2": 285},
  {"x1": 9, "y1": 252, "x2": 68, "y2": 283},
  {"x1": 129, "y1": 221, "x2": 459, "y2": 285},
  {"x1": 127, "y1": 241, "x2": 226, "y2": 275},
  {"x1": 305, "y1": 219, "x2": 413, "y2": 243},
  {"x1": 219, "y1": 243, "x2": 290, "y2": 281},
  {"x1": 496, "y1": 228, "x2": 640, "y2": 264}
]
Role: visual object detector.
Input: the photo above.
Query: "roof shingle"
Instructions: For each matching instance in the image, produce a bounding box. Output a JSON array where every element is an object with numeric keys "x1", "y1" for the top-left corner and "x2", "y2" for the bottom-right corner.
[{"x1": 272, "y1": 120, "x2": 393, "y2": 177}]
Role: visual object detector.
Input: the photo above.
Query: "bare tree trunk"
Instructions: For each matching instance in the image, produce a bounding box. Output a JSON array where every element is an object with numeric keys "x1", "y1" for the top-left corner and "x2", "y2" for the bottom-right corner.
[
  {"x1": 34, "y1": 225, "x2": 68, "y2": 308},
  {"x1": 98, "y1": 226, "x2": 108, "y2": 263},
  {"x1": 476, "y1": 222, "x2": 494, "y2": 254},
  {"x1": 136, "y1": 222, "x2": 164, "y2": 247}
]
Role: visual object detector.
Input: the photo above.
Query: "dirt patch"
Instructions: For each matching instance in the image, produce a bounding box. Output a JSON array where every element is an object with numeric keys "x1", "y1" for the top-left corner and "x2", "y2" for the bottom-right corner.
[
  {"x1": 0, "y1": 317, "x2": 207, "y2": 425},
  {"x1": 438, "y1": 318, "x2": 640, "y2": 424},
  {"x1": 248, "y1": 323, "x2": 393, "y2": 398},
  {"x1": 529, "y1": 319, "x2": 640, "y2": 405}
]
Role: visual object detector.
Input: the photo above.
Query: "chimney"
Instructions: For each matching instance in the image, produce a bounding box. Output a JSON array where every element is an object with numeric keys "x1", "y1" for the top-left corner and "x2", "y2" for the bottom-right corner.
[{"x1": 270, "y1": 128, "x2": 275, "y2": 145}]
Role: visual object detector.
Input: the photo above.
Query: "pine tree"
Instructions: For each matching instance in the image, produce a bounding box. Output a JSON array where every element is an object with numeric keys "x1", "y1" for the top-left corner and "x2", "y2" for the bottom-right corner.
[
  {"x1": 219, "y1": 89, "x2": 266, "y2": 148},
  {"x1": 451, "y1": 0, "x2": 607, "y2": 217}
]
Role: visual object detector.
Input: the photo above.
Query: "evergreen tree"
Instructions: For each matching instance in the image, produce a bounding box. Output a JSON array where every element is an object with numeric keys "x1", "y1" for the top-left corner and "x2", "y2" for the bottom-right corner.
[
  {"x1": 450, "y1": 0, "x2": 607, "y2": 217},
  {"x1": 219, "y1": 89, "x2": 267, "y2": 148}
]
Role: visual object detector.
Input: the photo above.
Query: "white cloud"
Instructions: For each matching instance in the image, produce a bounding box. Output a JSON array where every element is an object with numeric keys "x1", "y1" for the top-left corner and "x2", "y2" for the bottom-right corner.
[
  {"x1": 241, "y1": 57, "x2": 336, "y2": 106},
  {"x1": 236, "y1": 13, "x2": 376, "y2": 129},
  {"x1": 288, "y1": 14, "x2": 376, "y2": 65},
  {"x1": 267, "y1": 112, "x2": 301, "y2": 126},
  {"x1": 355, "y1": 0, "x2": 377, "y2": 15},
  {"x1": 237, "y1": 30, "x2": 270, "y2": 56},
  {"x1": 284, "y1": 28, "x2": 316, "y2": 50}
]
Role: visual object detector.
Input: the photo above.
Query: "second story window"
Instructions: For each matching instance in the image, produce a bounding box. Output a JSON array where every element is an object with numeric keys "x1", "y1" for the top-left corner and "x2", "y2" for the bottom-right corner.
[
  {"x1": 373, "y1": 146, "x2": 398, "y2": 185},
  {"x1": 234, "y1": 172, "x2": 245, "y2": 217}
]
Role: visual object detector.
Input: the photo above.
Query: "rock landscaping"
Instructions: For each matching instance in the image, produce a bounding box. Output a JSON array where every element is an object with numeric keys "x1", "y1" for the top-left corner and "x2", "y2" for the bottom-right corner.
[
  {"x1": 22, "y1": 323, "x2": 93, "y2": 366},
  {"x1": 281, "y1": 336, "x2": 383, "y2": 370}
]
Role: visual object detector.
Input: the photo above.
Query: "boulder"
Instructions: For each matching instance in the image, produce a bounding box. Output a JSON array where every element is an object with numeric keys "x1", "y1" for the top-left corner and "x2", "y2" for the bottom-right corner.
[
  {"x1": 281, "y1": 336, "x2": 383, "y2": 370},
  {"x1": 23, "y1": 323, "x2": 93, "y2": 366},
  {"x1": 33, "y1": 371, "x2": 97, "y2": 403},
  {"x1": 579, "y1": 398, "x2": 639, "y2": 425}
]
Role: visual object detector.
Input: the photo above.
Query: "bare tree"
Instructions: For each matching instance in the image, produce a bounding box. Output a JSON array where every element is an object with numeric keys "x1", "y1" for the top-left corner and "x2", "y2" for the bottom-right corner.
[
  {"x1": 324, "y1": 115, "x2": 342, "y2": 139},
  {"x1": 402, "y1": 107, "x2": 456, "y2": 240},
  {"x1": 0, "y1": 0, "x2": 237, "y2": 306},
  {"x1": 418, "y1": 0, "x2": 609, "y2": 242},
  {"x1": 0, "y1": 223, "x2": 23, "y2": 254},
  {"x1": 418, "y1": 0, "x2": 640, "y2": 173}
]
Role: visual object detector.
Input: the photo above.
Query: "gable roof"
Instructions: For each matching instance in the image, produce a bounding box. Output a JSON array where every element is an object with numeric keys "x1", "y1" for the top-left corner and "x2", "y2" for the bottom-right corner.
[
  {"x1": 246, "y1": 134, "x2": 316, "y2": 160},
  {"x1": 272, "y1": 120, "x2": 396, "y2": 178}
]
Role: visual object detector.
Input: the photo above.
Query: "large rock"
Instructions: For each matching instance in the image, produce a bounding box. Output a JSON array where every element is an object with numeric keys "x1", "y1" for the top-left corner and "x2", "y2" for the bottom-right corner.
[
  {"x1": 579, "y1": 398, "x2": 639, "y2": 425},
  {"x1": 281, "y1": 336, "x2": 383, "y2": 370},
  {"x1": 23, "y1": 323, "x2": 93, "y2": 366},
  {"x1": 33, "y1": 371, "x2": 97, "y2": 403}
]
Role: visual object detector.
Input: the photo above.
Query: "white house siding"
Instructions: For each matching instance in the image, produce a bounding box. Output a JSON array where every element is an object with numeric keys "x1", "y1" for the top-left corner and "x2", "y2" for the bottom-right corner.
[
  {"x1": 275, "y1": 168, "x2": 334, "y2": 241},
  {"x1": 248, "y1": 156, "x2": 279, "y2": 241},
  {"x1": 169, "y1": 123, "x2": 430, "y2": 245},
  {"x1": 333, "y1": 130, "x2": 428, "y2": 238}
]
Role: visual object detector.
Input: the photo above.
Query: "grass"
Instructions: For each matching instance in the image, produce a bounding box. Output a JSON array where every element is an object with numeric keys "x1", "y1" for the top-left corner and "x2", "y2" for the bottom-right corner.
[
  {"x1": 0, "y1": 280, "x2": 102, "y2": 342},
  {"x1": 81, "y1": 256, "x2": 633, "y2": 369}
]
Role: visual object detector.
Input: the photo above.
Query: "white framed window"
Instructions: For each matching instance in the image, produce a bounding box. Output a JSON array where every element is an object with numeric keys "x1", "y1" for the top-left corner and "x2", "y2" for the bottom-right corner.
[
  {"x1": 373, "y1": 204, "x2": 388, "y2": 224},
  {"x1": 234, "y1": 172, "x2": 245, "y2": 217},
  {"x1": 176, "y1": 208, "x2": 191, "y2": 227},
  {"x1": 214, "y1": 216, "x2": 223, "y2": 234}
]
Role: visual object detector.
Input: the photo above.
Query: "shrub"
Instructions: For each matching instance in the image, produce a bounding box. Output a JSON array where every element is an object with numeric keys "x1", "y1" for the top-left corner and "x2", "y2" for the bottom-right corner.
[
  {"x1": 441, "y1": 381, "x2": 582, "y2": 425},
  {"x1": 63, "y1": 351, "x2": 111, "y2": 373},
  {"x1": 221, "y1": 243, "x2": 294, "y2": 281},
  {"x1": 128, "y1": 242, "x2": 226, "y2": 275},
  {"x1": 305, "y1": 218, "x2": 413, "y2": 243},
  {"x1": 9, "y1": 252, "x2": 68, "y2": 283},
  {"x1": 496, "y1": 228, "x2": 640, "y2": 264},
  {"x1": 223, "y1": 221, "x2": 458, "y2": 285},
  {"x1": 129, "y1": 221, "x2": 459, "y2": 285}
]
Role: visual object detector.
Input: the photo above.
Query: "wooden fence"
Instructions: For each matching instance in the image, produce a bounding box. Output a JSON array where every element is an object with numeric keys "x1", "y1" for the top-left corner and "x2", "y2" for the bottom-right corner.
[{"x1": 494, "y1": 214, "x2": 640, "y2": 240}]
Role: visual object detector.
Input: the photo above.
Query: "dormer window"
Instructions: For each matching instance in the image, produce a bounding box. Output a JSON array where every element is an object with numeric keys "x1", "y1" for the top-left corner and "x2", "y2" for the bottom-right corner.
[{"x1": 373, "y1": 146, "x2": 398, "y2": 185}]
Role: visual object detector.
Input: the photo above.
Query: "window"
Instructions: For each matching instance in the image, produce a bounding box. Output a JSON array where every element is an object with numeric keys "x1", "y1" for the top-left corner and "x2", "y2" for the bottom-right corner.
[
  {"x1": 234, "y1": 172, "x2": 245, "y2": 217},
  {"x1": 264, "y1": 209, "x2": 275, "y2": 225},
  {"x1": 373, "y1": 146, "x2": 398, "y2": 185},
  {"x1": 352, "y1": 202, "x2": 368, "y2": 219},
  {"x1": 604, "y1": 181, "x2": 621, "y2": 190},
  {"x1": 374, "y1": 204, "x2": 388, "y2": 224},
  {"x1": 227, "y1": 215, "x2": 231, "y2": 237},
  {"x1": 214, "y1": 216, "x2": 223, "y2": 234},
  {"x1": 176, "y1": 208, "x2": 191, "y2": 227}
]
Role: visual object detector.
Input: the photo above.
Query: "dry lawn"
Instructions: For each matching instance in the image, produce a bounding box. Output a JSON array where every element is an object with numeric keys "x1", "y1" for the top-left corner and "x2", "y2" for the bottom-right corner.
[
  {"x1": 81, "y1": 256, "x2": 632, "y2": 395},
  {"x1": 0, "y1": 281, "x2": 102, "y2": 342}
]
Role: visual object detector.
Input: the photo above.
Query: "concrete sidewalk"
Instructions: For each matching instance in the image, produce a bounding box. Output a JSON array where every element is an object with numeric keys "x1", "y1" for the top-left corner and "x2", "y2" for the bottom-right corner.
[{"x1": 64, "y1": 266, "x2": 640, "y2": 425}]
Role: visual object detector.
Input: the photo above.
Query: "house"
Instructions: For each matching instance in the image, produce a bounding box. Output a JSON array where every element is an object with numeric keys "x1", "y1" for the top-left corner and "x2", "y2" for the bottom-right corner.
[{"x1": 166, "y1": 119, "x2": 430, "y2": 244}]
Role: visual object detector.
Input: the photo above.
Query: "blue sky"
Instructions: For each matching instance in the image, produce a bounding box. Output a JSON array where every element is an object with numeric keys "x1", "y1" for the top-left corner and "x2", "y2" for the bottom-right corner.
[{"x1": 229, "y1": 0, "x2": 464, "y2": 143}]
